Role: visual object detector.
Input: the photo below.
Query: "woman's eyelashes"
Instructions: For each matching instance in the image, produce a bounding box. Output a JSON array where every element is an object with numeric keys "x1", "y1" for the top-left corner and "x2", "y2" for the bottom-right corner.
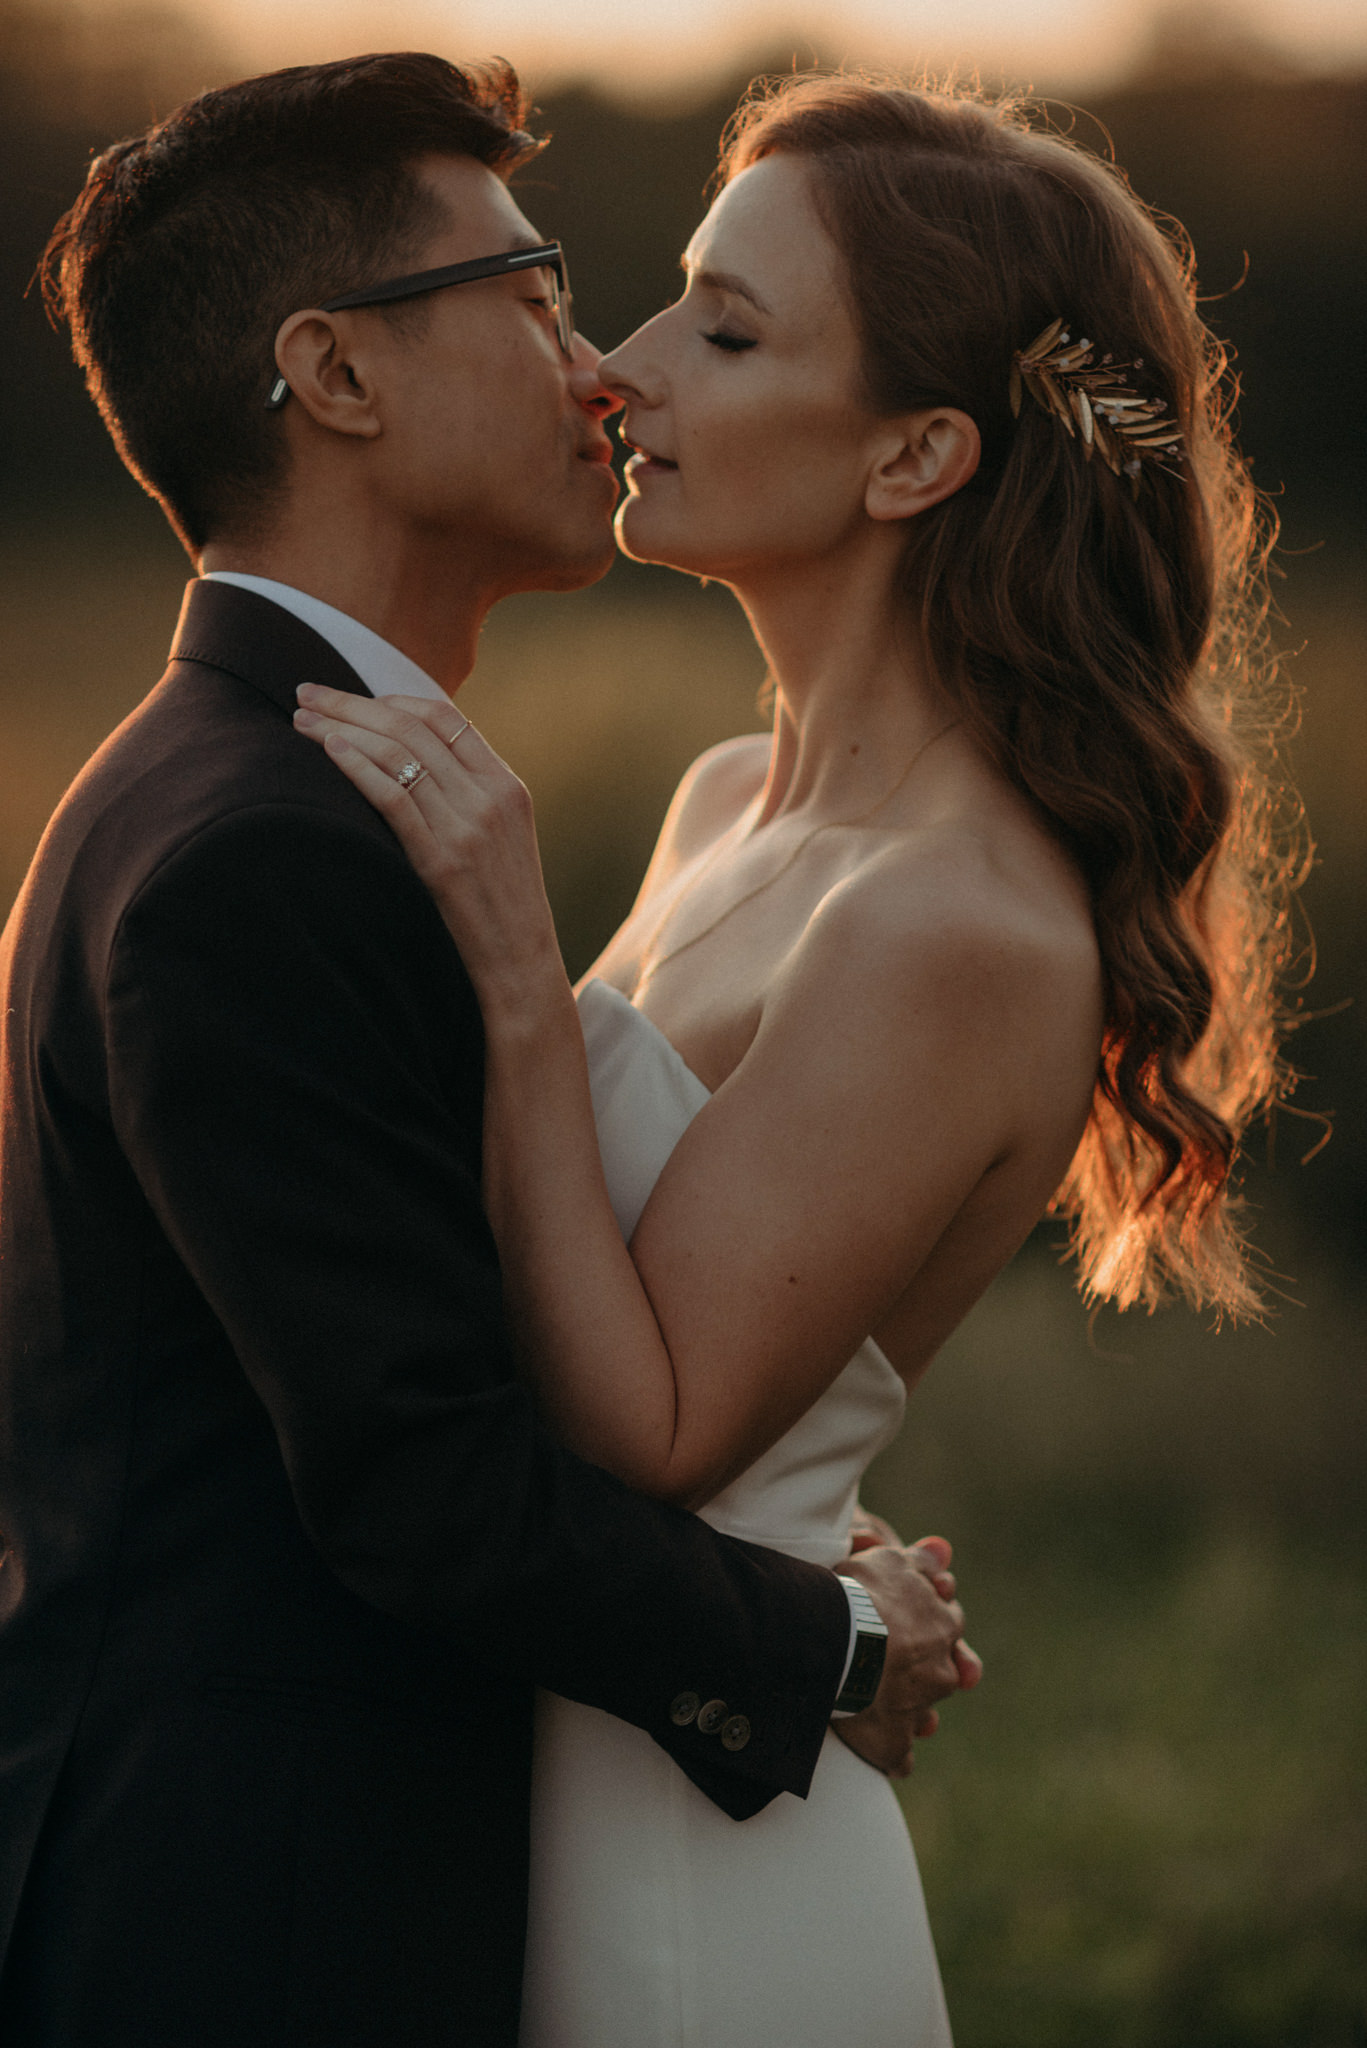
[{"x1": 703, "y1": 328, "x2": 757, "y2": 353}]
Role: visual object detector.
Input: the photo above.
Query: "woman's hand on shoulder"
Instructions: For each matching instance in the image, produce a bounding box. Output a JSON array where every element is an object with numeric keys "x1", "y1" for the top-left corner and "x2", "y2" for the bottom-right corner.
[{"x1": 292, "y1": 685, "x2": 564, "y2": 1018}]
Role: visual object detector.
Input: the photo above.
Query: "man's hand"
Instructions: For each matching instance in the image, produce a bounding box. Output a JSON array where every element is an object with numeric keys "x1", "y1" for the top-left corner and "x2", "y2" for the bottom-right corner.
[
  {"x1": 832, "y1": 1538, "x2": 982, "y2": 1777},
  {"x1": 847, "y1": 1517, "x2": 982, "y2": 1695},
  {"x1": 847, "y1": 1502, "x2": 905, "y2": 1554}
]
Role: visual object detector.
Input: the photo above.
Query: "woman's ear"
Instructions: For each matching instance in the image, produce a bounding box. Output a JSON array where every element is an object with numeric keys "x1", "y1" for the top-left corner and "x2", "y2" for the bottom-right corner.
[
  {"x1": 865, "y1": 408, "x2": 980, "y2": 522},
  {"x1": 270, "y1": 310, "x2": 384, "y2": 440}
]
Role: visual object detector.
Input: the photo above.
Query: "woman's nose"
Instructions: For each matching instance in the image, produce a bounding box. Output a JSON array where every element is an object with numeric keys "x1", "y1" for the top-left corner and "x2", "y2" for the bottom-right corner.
[
  {"x1": 597, "y1": 314, "x2": 667, "y2": 407},
  {"x1": 568, "y1": 335, "x2": 624, "y2": 421}
]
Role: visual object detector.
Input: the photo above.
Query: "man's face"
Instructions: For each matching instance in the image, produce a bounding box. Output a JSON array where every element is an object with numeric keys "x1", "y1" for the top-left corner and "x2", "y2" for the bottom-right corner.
[{"x1": 353, "y1": 154, "x2": 620, "y2": 596}]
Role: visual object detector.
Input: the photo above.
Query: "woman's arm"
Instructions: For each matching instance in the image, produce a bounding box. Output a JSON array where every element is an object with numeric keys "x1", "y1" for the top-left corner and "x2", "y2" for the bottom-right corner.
[
  {"x1": 293, "y1": 686, "x2": 1093, "y2": 1507},
  {"x1": 291, "y1": 692, "x2": 704, "y2": 1488}
]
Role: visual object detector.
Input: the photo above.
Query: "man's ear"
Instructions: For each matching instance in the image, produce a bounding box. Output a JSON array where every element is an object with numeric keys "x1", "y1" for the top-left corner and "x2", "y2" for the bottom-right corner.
[
  {"x1": 270, "y1": 310, "x2": 384, "y2": 440},
  {"x1": 865, "y1": 408, "x2": 980, "y2": 522}
]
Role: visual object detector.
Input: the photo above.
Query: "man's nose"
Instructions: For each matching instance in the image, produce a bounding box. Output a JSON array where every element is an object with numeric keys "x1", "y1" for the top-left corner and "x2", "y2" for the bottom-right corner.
[{"x1": 568, "y1": 334, "x2": 625, "y2": 421}]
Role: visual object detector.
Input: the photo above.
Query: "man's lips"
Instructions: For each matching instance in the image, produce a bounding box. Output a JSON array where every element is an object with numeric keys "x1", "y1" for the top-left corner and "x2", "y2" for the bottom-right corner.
[{"x1": 576, "y1": 436, "x2": 620, "y2": 497}]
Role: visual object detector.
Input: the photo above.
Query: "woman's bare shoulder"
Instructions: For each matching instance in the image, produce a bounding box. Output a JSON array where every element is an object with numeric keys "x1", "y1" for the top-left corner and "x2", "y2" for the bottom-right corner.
[
  {"x1": 801, "y1": 807, "x2": 1102, "y2": 1045},
  {"x1": 659, "y1": 734, "x2": 770, "y2": 863}
]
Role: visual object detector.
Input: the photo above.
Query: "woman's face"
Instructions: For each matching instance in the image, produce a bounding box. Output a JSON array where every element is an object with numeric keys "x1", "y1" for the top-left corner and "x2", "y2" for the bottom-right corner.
[{"x1": 599, "y1": 153, "x2": 887, "y2": 584}]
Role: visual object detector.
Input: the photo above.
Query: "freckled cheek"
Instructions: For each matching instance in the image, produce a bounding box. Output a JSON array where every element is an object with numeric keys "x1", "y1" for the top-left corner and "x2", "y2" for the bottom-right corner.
[
  {"x1": 677, "y1": 400, "x2": 791, "y2": 502},
  {"x1": 706, "y1": 414, "x2": 841, "y2": 526}
]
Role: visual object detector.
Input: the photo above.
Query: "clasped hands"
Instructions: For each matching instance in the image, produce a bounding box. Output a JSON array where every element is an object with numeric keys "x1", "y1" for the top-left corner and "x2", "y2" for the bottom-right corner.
[{"x1": 833, "y1": 1508, "x2": 982, "y2": 1779}]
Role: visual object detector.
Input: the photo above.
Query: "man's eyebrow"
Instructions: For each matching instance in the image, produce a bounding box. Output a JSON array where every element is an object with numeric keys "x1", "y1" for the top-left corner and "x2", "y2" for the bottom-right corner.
[{"x1": 682, "y1": 260, "x2": 773, "y2": 317}]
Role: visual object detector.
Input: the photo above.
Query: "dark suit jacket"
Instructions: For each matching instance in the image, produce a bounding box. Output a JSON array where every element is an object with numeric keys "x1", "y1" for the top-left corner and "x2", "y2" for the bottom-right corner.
[{"x1": 0, "y1": 578, "x2": 850, "y2": 2047}]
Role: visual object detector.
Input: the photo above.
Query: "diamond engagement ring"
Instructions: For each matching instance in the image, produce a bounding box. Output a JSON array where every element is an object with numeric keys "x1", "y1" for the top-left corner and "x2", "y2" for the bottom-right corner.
[{"x1": 394, "y1": 761, "x2": 428, "y2": 791}]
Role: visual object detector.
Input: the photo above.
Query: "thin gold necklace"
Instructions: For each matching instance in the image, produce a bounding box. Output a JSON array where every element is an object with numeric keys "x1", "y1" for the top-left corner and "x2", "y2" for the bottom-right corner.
[{"x1": 632, "y1": 718, "x2": 961, "y2": 997}]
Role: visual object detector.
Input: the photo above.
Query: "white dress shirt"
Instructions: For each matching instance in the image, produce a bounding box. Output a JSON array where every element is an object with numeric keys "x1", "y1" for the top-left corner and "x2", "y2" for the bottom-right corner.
[
  {"x1": 202, "y1": 571, "x2": 450, "y2": 703},
  {"x1": 201, "y1": 570, "x2": 864, "y2": 1698}
]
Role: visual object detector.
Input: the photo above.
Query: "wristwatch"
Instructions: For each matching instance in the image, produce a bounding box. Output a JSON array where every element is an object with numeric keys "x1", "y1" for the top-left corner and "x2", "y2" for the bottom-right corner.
[{"x1": 832, "y1": 1575, "x2": 890, "y2": 1715}]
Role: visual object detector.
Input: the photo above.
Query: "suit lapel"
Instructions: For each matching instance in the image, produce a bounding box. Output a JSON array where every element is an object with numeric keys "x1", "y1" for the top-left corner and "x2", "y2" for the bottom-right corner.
[{"x1": 167, "y1": 578, "x2": 373, "y2": 714}]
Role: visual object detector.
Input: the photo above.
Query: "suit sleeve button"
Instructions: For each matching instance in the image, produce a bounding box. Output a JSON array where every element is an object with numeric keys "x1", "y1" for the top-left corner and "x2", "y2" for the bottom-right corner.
[
  {"x1": 720, "y1": 1714, "x2": 751, "y2": 1752},
  {"x1": 669, "y1": 1691, "x2": 701, "y2": 1726},
  {"x1": 696, "y1": 1698, "x2": 728, "y2": 1735}
]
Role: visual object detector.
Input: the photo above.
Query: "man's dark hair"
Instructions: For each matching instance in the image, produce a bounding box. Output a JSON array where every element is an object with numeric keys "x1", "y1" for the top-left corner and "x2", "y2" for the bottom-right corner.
[{"x1": 40, "y1": 53, "x2": 541, "y2": 552}]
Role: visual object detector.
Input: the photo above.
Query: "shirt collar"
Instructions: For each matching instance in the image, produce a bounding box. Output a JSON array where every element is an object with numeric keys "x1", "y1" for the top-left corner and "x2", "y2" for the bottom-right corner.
[{"x1": 201, "y1": 573, "x2": 449, "y2": 704}]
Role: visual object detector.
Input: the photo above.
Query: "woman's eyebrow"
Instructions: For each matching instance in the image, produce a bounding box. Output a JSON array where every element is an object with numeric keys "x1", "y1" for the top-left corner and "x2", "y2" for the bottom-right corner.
[{"x1": 681, "y1": 258, "x2": 773, "y2": 317}]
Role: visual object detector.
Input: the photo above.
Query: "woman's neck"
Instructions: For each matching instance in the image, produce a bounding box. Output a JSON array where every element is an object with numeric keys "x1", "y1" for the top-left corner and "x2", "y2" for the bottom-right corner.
[{"x1": 731, "y1": 546, "x2": 956, "y2": 829}]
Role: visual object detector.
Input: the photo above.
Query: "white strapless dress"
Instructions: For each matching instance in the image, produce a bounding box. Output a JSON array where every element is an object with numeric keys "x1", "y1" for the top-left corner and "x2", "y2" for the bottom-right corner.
[{"x1": 518, "y1": 980, "x2": 953, "y2": 2048}]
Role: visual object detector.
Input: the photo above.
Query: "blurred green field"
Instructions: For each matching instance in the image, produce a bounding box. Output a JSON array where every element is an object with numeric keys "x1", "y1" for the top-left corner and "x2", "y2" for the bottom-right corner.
[
  {"x1": 2, "y1": 509, "x2": 1364, "y2": 2044},
  {"x1": 878, "y1": 1258, "x2": 1367, "y2": 2048}
]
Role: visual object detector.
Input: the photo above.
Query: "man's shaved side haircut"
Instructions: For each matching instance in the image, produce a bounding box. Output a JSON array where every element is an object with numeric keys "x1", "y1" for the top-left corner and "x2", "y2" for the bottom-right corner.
[{"x1": 42, "y1": 53, "x2": 541, "y2": 551}]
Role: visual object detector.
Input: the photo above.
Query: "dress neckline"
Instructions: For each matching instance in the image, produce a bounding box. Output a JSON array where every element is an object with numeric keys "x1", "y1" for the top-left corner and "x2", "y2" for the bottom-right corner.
[
  {"x1": 576, "y1": 979, "x2": 906, "y2": 1395},
  {"x1": 578, "y1": 977, "x2": 713, "y2": 1100}
]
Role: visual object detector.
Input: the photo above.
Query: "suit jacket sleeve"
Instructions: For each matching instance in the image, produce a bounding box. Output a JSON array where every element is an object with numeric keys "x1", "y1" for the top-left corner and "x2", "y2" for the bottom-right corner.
[{"x1": 104, "y1": 797, "x2": 850, "y2": 1816}]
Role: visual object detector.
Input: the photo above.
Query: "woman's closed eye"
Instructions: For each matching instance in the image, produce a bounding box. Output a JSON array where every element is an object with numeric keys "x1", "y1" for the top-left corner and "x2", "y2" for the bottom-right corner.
[{"x1": 703, "y1": 328, "x2": 757, "y2": 354}]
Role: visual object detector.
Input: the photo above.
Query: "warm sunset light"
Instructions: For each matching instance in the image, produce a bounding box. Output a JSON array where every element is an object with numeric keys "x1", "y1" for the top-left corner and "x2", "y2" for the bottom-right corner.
[
  {"x1": 3, "y1": 4, "x2": 1363, "y2": 2038},
  {"x1": 60, "y1": 0, "x2": 1367, "y2": 88}
]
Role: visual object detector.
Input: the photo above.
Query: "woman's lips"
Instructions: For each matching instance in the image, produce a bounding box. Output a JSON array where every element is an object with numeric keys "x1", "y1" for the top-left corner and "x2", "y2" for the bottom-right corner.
[{"x1": 624, "y1": 452, "x2": 678, "y2": 479}]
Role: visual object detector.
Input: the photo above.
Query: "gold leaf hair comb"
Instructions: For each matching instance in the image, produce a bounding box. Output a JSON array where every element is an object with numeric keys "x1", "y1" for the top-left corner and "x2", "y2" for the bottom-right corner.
[{"x1": 1009, "y1": 318, "x2": 1184, "y2": 496}]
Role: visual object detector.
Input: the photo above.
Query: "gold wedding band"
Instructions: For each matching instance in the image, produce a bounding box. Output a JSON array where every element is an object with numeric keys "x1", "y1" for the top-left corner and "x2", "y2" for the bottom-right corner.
[{"x1": 446, "y1": 714, "x2": 472, "y2": 749}]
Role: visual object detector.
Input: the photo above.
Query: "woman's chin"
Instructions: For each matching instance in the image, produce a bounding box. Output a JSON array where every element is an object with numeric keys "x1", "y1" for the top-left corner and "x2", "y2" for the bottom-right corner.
[
  {"x1": 612, "y1": 503, "x2": 710, "y2": 578},
  {"x1": 612, "y1": 499, "x2": 663, "y2": 565}
]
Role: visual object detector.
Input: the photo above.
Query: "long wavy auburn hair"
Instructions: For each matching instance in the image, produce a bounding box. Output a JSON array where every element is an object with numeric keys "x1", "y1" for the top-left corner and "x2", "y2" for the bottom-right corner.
[{"x1": 721, "y1": 77, "x2": 1306, "y2": 1317}]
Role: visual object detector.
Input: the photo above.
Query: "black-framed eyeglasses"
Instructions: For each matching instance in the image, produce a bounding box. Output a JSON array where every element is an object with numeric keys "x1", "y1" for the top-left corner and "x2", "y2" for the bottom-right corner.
[{"x1": 265, "y1": 241, "x2": 574, "y2": 410}]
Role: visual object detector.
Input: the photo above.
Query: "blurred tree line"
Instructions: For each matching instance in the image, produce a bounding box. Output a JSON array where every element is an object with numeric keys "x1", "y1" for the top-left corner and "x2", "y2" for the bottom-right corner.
[{"x1": 2, "y1": 0, "x2": 1363, "y2": 1250}]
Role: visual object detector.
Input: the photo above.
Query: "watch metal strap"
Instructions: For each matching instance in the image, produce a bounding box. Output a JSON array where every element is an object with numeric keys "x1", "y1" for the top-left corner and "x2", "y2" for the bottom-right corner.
[{"x1": 832, "y1": 1575, "x2": 890, "y2": 1715}]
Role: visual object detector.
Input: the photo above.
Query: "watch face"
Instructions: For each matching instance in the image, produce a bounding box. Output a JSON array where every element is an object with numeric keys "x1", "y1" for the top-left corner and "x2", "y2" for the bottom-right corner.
[
  {"x1": 835, "y1": 1629, "x2": 889, "y2": 1715},
  {"x1": 833, "y1": 1578, "x2": 890, "y2": 1713}
]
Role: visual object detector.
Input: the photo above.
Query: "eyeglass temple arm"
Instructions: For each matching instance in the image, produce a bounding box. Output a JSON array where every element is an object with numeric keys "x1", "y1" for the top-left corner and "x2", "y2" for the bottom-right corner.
[
  {"x1": 321, "y1": 244, "x2": 561, "y2": 314},
  {"x1": 265, "y1": 244, "x2": 564, "y2": 408}
]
